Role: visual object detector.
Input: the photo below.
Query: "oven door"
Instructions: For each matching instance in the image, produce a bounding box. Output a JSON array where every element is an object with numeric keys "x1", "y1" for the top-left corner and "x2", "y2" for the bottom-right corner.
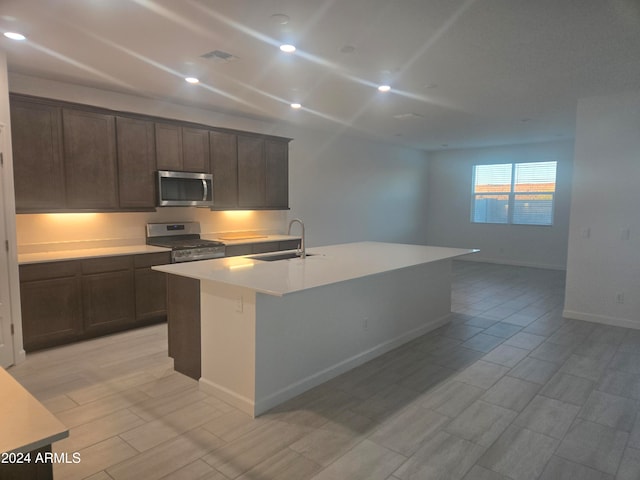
[{"x1": 157, "y1": 170, "x2": 214, "y2": 207}]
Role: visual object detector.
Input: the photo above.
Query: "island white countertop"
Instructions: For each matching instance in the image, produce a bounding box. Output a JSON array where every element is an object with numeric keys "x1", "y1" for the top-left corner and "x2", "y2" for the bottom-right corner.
[{"x1": 153, "y1": 241, "x2": 478, "y2": 297}]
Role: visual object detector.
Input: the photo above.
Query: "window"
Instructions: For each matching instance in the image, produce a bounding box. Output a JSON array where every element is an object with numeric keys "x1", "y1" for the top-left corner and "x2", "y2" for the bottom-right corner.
[{"x1": 471, "y1": 161, "x2": 557, "y2": 225}]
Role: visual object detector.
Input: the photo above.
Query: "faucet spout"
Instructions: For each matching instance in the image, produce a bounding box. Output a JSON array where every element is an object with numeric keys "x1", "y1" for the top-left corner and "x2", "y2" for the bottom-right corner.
[{"x1": 287, "y1": 218, "x2": 306, "y2": 258}]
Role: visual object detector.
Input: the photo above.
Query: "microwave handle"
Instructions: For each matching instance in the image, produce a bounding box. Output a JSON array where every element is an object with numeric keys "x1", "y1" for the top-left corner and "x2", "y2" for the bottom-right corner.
[{"x1": 202, "y1": 179, "x2": 208, "y2": 201}]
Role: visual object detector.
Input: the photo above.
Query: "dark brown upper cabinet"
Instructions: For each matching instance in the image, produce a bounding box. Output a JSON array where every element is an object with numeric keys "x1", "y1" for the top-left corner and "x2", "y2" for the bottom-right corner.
[
  {"x1": 116, "y1": 116, "x2": 156, "y2": 209},
  {"x1": 237, "y1": 135, "x2": 266, "y2": 208},
  {"x1": 210, "y1": 131, "x2": 239, "y2": 209},
  {"x1": 236, "y1": 134, "x2": 290, "y2": 209},
  {"x1": 9, "y1": 94, "x2": 289, "y2": 213},
  {"x1": 10, "y1": 98, "x2": 66, "y2": 211},
  {"x1": 156, "y1": 122, "x2": 210, "y2": 173},
  {"x1": 265, "y1": 138, "x2": 289, "y2": 208},
  {"x1": 63, "y1": 108, "x2": 118, "y2": 209}
]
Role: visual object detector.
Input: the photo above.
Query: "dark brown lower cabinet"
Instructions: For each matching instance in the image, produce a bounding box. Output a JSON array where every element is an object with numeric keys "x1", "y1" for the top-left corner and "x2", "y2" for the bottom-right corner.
[
  {"x1": 19, "y1": 262, "x2": 83, "y2": 352},
  {"x1": 19, "y1": 252, "x2": 170, "y2": 352},
  {"x1": 167, "y1": 275, "x2": 201, "y2": 380}
]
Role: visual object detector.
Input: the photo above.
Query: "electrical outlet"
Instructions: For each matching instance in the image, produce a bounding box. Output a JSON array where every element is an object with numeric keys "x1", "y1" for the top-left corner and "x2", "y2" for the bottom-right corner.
[{"x1": 236, "y1": 295, "x2": 244, "y2": 313}]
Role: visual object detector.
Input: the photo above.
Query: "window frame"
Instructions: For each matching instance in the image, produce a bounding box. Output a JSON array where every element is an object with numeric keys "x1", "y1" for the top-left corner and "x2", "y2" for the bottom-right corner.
[{"x1": 470, "y1": 161, "x2": 557, "y2": 226}]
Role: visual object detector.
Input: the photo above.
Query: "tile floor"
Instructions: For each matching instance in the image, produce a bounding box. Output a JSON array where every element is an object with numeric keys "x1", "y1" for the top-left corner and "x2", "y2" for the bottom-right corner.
[{"x1": 8, "y1": 261, "x2": 640, "y2": 479}]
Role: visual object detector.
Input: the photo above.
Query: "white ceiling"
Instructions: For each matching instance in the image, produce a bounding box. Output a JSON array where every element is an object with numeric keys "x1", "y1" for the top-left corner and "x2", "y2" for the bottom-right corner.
[{"x1": 1, "y1": 0, "x2": 639, "y2": 151}]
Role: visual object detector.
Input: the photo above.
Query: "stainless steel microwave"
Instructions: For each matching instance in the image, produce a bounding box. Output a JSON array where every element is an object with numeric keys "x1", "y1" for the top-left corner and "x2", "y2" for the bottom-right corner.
[{"x1": 157, "y1": 170, "x2": 214, "y2": 207}]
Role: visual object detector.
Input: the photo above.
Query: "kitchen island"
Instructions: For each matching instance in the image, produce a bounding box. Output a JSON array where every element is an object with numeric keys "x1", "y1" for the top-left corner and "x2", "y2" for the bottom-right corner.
[{"x1": 154, "y1": 242, "x2": 476, "y2": 416}]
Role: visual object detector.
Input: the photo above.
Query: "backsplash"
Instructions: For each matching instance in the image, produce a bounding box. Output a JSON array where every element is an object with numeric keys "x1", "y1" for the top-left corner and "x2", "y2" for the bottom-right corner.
[{"x1": 16, "y1": 209, "x2": 287, "y2": 254}]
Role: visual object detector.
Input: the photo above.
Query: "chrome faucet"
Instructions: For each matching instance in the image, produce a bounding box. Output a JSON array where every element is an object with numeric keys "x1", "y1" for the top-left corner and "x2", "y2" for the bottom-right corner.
[{"x1": 287, "y1": 218, "x2": 306, "y2": 258}]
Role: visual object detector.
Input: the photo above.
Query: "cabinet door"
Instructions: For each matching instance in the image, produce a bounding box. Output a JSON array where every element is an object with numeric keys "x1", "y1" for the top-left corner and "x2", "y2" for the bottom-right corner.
[
  {"x1": 81, "y1": 258, "x2": 135, "y2": 334},
  {"x1": 210, "y1": 131, "x2": 238, "y2": 208},
  {"x1": 237, "y1": 135, "x2": 266, "y2": 208},
  {"x1": 134, "y1": 252, "x2": 170, "y2": 323},
  {"x1": 10, "y1": 98, "x2": 66, "y2": 211},
  {"x1": 265, "y1": 139, "x2": 289, "y2": 208},
  {"x1": 116, "y1": 116, "x2": 157, "y2": 208},
  {"x1": 182, "y1": 127, "x2": 210, "y2": 172},
  {"x1": 63, "y1": 109, "x2": 118, "y2": 209},
  {"x1": 19, "y1": 262, "x2": 82, "y2": 352},
  {"x1": 155, "y1": 122, "x2": 183, "y2": 170}
]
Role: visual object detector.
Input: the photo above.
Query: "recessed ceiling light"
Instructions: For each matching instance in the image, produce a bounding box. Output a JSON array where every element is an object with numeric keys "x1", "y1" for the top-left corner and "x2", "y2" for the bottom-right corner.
[
  {"x1": 378, "y1": 85, "x2": 391, "y2": 93},
  {"x1": 280, "y1": 44, "x2": 296, "y2": 53},
  {"x1": 185, "y1": 77, "x2": 200, "y2": 84},
  {"x1": 290, "y1": 103, "x2": 302, "y2": 109},
  {"x1": 4, "y1": 32, "x2": 26, "y2": 41}
]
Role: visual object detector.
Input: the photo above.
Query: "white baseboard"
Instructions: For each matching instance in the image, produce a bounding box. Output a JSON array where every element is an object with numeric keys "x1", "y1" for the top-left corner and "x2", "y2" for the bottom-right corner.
[
  {"x1": 563, "y1": 309, "x2": 640, "y2": 330},
  {"x1": 199, "y1": 377, "x2": 256, "y2": 416},
  {"x1": 458, "y1": 256, "x2": 567, "y2": 271}
]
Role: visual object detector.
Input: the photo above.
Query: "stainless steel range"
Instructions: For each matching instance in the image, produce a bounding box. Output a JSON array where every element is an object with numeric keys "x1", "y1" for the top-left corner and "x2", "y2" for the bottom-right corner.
[{"x1": 146, "y1": 222, "x2": 225, "y2": 263}]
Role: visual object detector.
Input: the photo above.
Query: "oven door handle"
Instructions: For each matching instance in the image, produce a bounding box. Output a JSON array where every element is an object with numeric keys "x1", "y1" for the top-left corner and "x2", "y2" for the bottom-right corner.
[{"x1": 202, "y1": 179, "x2": 208, "y2": 201}]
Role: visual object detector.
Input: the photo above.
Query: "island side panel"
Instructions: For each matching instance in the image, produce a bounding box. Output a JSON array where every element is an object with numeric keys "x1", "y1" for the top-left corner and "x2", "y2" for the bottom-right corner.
[
  {"x1": 199, "y1": 282, "x2": 257, "y2": 415},
  {"x1": 253, "y1": 259, "x2": 453, "y2": 415}
]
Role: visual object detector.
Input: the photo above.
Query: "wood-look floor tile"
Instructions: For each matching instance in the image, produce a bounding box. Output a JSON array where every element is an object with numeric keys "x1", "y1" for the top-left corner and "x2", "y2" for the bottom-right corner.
[
  {"x1": 461, "y1": 465, "x2": 512, "y2": 480},
  {"x1": 555, "y1": 419, "x2": 628, "y2": 475},
  {"x1": 482, "y1": 322, "x2": 522, "y2": 339},
  {"x1": 128, "y1": 386, "x2": 207, "y2": 422},
  {"x1": 393, "y1": 430, "x2": 486, "y2": 480},
  {"x1": 57, "y1": 408, "x2": 146, "y2": 452},
  {"x1": 508, "y1": 357, "x2": 559, "y2": 385},
  {"x1": 444, "y1": 400, "x2": 517, "y2": 447},
  {"x1": 503, "y1": 332, "x2": 546, "y2": 351},
  {"x1": 107, "y1": 427, "x2": 224, "y2": 480},
  {"x1": 560, "y1": 354, "x2": 608, "y2": 382},
  {"x1": 420, "y1": 380, "x2": 485, "y2": 418},
  {"x1": 480, "y1": 376, "x2": 540, "y2": 412},
  {"x1": 368, "y1": 405, "x2": 450, "y2": 456},
  {"x1": 538, "y1": 455, "x2": 613, "y2": 480},
  {"x1": 540, "y1": 372, "x2": 596, "y2": 406},
  {"x1": 119, "y1": 400, "x2": 224, "y2": 452},
  {"x1": 54, "y1": 436, "x2": 139, "y2": 480},
  {"x1": 236, "y1": 448, "x2": 322, "y2": 480},
  {"x1": 478, "y1": 425, "x2": 558, "y2": 480},
  {"x1": 55, "y1": 389, "x2": 152, "y2": 428},
  {"x1": 513, "y1": 395, "x2": 580, "y2": 439},
  {"x1": 460, "y1": 333, "x2": 505, "y2": 353},
  {"x1": 454, "y1": 361, "x2": 510, "y2": 389},
  {"x1": 617, "y1": 447, "x2": 640, "y2": 480},
  {"x1": 482, "y1": 344, "x2": 529, "y2": 368},
  {"x1": 577, "y1": 390, "x2": 638, "y2": 432},
  {"x1": 597, "y1": 369, "x2": 640, "y2": 400},
  {"x1": 307, "y1": 439, "x2": 406, "y2": 480},
  {"x1": 159, "y1": 459, "x2": 218, "y2": 480},
  {"x1": 202, "y1": 420, "x2": 312, "y2": 479}
]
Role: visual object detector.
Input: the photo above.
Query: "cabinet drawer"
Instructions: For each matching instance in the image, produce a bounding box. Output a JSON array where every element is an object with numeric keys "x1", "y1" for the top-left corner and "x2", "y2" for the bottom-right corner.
[
  {"x1": 20, "y1": 261, "x2": 79, "y2": 282},
  {"x1": 252, "y1": 242, "x2": 280, "y2": 254},
  {"x1": 225, "y1": 244, "x2": 253, "y2": 257},
  {"x1": 82, "y1": 255, "x2": 133, "y2": 274},
  {"x1": 134, "y1": 252, "x2": 171, "y2": 268}
]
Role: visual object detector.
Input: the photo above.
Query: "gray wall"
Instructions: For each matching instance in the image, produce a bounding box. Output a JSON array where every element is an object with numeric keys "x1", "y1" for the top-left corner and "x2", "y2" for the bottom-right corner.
[
  {"x1": 564, "y1": 90, "x2": 640, "y2": 328},
  {"x1": 425, "y1": 140, "x2": 574, "y2": 269}
]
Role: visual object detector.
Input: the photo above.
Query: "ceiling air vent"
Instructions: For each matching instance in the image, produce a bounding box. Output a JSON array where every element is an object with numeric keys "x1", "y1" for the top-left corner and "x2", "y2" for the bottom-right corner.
[{"x1": 200, "y1": 50, "x2": 237, "y2": 62}]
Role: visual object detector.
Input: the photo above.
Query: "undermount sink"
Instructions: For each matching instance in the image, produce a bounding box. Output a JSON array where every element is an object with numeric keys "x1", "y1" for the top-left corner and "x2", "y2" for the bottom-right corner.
[{"x1": 250, "y1": 252, "x2": 315, "y2": 262}]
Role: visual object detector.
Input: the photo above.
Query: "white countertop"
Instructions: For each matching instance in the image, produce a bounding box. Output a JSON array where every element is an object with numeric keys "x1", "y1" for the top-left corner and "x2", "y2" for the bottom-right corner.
[
  {"x1": 1, "y1": 367, "x2": 68, "y2": 454},
  {"x1": 18, "y1": 245, "x2": 171, "y2": 265},
  {"x1": 17, "y1": 235, "x2": 300, "y2": 264},
  {"x1": 153, "y1": 241, "x2": 478, "y2": 297}
]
